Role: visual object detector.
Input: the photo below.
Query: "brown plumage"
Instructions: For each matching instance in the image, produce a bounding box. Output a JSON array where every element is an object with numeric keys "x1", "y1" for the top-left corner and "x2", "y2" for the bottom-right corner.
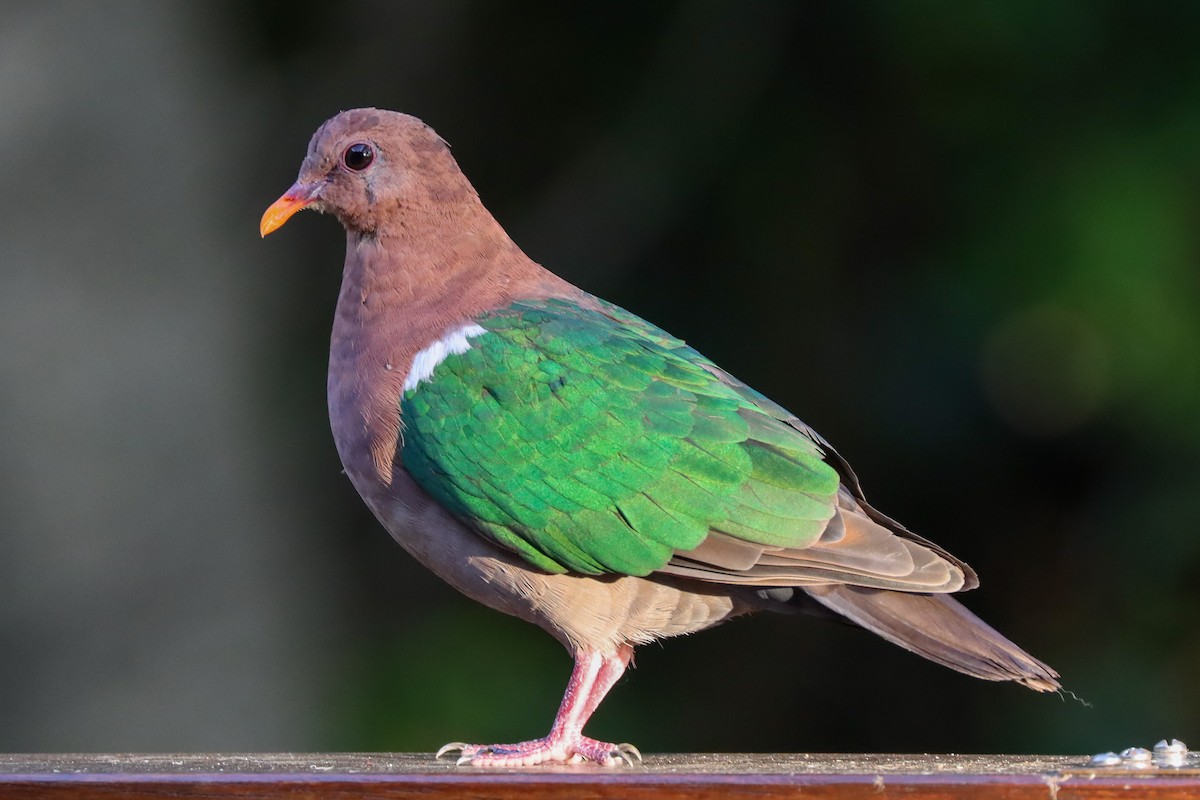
[{"x1": 261, "y1": 108, "x2": 1059, "y2": 767}]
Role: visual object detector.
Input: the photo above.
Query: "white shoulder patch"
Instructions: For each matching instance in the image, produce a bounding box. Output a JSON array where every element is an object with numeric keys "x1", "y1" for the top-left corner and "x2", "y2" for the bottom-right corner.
[{"x1": 403, "y1": 323, "x2": 488, "y2": 392}]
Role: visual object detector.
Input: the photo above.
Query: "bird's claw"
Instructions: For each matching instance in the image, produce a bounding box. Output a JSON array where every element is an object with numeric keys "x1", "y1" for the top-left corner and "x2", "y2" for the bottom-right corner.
[
  {"x1": 435, "y1": 742, "x2": 470, "y2": 760},
  {"x1": 613, "y1": 743, "x2": 642, "y2": 765},
  {"x1": 437, "y1": 742, "x2": 489, "y2": 767}
]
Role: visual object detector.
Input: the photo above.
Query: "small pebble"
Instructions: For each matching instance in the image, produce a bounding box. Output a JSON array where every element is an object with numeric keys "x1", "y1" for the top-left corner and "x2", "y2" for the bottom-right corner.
[
  {"x1": 1088, "y1": 752, "x2": 1123, "y2": 767},
  {"x1": 1153, "y1": 739, "x2": 1188, "y2": 768},
  {"x1": 1120, "y1": 747, "x2": 1152, "y2": 763}
]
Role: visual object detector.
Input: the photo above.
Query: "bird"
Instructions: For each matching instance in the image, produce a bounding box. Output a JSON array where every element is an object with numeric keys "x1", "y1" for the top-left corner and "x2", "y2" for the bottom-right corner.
[{"x1": 260, "y1": 108, "x2": 1059, "y2": 767}]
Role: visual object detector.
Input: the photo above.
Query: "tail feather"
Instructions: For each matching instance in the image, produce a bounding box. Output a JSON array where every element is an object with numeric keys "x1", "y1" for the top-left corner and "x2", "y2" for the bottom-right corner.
[{"x1": 803, "y1": 585, "x2": 1060, "y2": 692}]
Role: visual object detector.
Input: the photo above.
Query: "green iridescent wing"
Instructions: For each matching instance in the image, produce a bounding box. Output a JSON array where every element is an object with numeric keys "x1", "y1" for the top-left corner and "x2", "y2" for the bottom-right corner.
[{"x1": 400, "y1": 297, "x2": 841, "y2": 577}]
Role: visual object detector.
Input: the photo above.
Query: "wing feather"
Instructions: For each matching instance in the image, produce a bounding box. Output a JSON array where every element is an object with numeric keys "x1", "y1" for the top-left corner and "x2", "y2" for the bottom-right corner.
[{"x1": 401, "y1": 296, "x2": 971, "y2": 593}]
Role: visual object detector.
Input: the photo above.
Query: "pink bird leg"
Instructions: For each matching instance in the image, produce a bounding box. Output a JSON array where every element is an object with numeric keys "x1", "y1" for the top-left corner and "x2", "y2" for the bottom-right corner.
[{"x1": 437, "y1": 644, "x2": 640, "y2": 767}]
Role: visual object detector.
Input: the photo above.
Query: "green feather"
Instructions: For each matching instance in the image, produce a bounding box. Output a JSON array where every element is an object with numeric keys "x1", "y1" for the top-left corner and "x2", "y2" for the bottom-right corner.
[{"x1": 399, "y1": 297, "x2": 840, "y2": 576}]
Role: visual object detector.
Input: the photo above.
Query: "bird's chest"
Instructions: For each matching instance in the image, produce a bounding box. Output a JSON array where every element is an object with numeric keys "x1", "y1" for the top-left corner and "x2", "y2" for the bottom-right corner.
[
  {"x1": 325, "y1": 288, "x2": 424, "y2": 497},
  {"x1": 328, "y1": 348, "x2": 405, "y2": 496},
  {"x1": 327, "y1": 307, "x2": 492, "y2": 494}
]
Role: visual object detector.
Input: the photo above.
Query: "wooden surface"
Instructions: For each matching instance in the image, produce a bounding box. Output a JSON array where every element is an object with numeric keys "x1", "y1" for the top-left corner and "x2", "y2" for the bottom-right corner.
[{"x1": 2, "y1": 752, "x2": 1199, "y2": 799}]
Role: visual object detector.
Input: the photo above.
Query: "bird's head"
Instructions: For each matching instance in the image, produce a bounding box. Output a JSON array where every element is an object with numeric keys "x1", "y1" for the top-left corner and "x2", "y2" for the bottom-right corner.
[{"x1": 260, "y1": 108, "x2": 472, "y2": 238}]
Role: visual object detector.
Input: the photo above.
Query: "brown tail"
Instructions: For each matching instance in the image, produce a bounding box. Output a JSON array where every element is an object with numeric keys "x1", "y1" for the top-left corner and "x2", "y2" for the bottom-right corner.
[{"x1": 803, "y1": 585, "x2": 1060, "y2": 692}]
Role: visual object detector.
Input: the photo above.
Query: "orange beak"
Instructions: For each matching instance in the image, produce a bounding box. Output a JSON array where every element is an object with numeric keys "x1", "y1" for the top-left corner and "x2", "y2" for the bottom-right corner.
[{"x1": 260, "y1": 182, "x2": 322, "y2": 237}]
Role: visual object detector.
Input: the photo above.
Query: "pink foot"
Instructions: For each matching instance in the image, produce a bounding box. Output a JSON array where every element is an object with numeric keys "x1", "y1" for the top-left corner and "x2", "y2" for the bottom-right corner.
[
  {"x1": 437, "y1": 737, "x2": 641, "y2": 767},
  {"x1": 436, "y1": 646, "x2": 638, "y2": 768}
]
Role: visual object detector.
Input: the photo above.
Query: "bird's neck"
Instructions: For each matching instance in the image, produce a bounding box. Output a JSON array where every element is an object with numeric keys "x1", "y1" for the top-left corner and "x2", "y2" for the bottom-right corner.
[{"x1": 327, "y1": 205, "x2": 577, "y2": 496}]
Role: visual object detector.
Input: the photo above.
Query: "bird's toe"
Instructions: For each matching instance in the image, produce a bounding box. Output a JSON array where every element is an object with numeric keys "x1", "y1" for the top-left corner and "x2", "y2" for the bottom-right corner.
[{"x1": 573, "y1": 736, "x2": 642, "y2": 767}]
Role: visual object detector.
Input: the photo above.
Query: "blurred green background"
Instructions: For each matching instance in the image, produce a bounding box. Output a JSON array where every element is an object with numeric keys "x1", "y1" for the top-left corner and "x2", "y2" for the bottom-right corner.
[{"x1": 1, "y1": 0, "x2": 1197, "y2": 756}]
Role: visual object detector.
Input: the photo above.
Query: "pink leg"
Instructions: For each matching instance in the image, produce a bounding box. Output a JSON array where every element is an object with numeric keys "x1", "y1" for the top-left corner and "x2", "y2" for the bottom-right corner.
[
  {"x1": 436, "y1": 645, "x2": 639, "y2": 767},
  {"x1": 574, "y1": 643, "x2": 634, "y2": 724}
]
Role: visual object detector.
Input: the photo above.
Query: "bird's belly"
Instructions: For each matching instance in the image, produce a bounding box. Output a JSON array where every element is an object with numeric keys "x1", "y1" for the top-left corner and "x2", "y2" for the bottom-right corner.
[{"x1": 358, "y1": 468, "x2": 751, "y2": 653}]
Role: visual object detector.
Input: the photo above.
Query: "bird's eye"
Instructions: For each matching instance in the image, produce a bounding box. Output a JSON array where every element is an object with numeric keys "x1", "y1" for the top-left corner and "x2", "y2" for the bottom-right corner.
[{"x1": 343, "y1": 143, "x2": 375, "y2": 171}]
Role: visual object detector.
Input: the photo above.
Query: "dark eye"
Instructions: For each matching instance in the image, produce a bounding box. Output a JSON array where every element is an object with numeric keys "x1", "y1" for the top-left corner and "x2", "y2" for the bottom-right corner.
[{"x1": 343, "y1": 143, "x2": 374, "y2": 171}]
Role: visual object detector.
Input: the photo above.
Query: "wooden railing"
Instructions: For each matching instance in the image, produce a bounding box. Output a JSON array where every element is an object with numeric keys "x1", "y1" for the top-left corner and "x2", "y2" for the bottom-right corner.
[{"x1": 2, "y1": 752, "x2": 1198, "y2": 798}]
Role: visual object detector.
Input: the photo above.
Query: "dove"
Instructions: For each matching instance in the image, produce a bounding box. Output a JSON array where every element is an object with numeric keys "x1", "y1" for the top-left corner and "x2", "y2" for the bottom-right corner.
[{"x1": 261, "y1": 108, "x2": 1058, "y2": 767}]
